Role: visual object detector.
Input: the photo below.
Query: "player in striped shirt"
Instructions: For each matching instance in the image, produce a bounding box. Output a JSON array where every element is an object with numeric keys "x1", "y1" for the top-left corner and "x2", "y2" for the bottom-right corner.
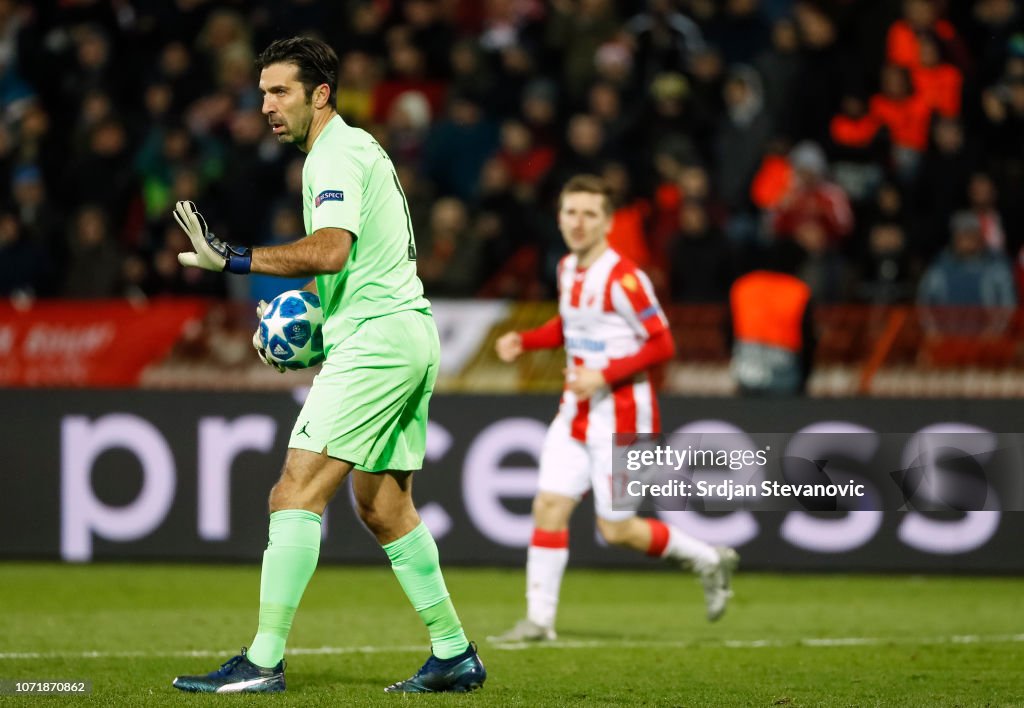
[{"x1": 491, "y1": 175, "x2": 738, "y2": 643}]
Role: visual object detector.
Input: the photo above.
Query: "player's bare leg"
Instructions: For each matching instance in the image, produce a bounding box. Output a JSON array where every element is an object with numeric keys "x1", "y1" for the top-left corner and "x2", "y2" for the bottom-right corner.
[
  {"x1": 596, "y1": 516, "x2": 739, "y2": 622},
  {"x1": 351, "y1": 469, "x2": 420, "y2": 542},
  {"x1": 353, "y1": 471, "x2": 485, "y2": 693},
  {"x1": 491, "y1": 492, "x2": 578, "y2": 643}
]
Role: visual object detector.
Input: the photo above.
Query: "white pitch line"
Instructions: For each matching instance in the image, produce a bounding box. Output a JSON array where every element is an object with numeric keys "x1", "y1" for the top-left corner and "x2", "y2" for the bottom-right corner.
[
  {"x1": 0, "y1": 645, "x2": 426, "y2": 661},
  {"x1": 2, "y1": 634, "x2": 1023, "y2": 660}
]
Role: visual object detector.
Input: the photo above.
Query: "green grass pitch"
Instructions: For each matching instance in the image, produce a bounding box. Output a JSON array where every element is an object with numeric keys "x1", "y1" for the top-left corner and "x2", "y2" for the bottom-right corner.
[{"x1": 0, "y1": 563, "x2": 1022, "y2": 706}]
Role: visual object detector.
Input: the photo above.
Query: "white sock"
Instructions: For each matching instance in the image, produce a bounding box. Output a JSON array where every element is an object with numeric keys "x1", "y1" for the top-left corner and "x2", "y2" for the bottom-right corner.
[
  {"x1": 648, "y1": 519, "x2": 718, "y2": 571},
  {"x1": 526, "y1": 542, "x2": 568, "y2": 629}
]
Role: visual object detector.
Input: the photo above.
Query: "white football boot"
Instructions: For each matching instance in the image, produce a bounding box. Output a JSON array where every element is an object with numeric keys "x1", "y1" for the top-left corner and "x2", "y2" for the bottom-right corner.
[
  {"x1": 700, "y1": 546, "x2": 739, "y2": 622},
  {"x1": 488, "y1": 618, "x2": 557, "y2": 643}
]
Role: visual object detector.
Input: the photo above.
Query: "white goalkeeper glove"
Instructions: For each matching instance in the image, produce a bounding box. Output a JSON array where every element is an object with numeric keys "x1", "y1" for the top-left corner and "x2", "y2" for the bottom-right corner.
[
  {"x1": 174, "y1": 200, "x2": 252, "y2": 274},
  {"x1": 253, "y1": 299, "x2": 286, "y2": 373}
]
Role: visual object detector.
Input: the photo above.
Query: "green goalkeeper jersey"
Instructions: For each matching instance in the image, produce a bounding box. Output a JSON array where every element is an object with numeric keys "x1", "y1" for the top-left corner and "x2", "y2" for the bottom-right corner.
[{"x1": 302, "y1": 114, "x2": 430, "y2": 350}]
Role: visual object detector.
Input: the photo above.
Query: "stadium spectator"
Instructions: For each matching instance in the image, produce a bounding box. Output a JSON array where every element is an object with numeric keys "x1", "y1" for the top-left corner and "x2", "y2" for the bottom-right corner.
[
  {"x1": 912, "y1": 117, "x2": 977, "y2": 257},
  {"x1": 195, "y1": 9, "x2": 255, "y2": 95},
  {"x1": 587, "y1": 80, "x2": 635, "y2": 152},
  {"x1": 917, "y1": 211, "x2": 1017, "y2": 306},
  {"x1": 488, "y1": 42, "x2": 538, "y2": 119},
  {"x1": 683, "y1": 47, "x2": 726, "y2": 162},
  {"x1": 153, "y1": 41, "x2": 205, "y2": 109},
  {"x1": 869, "y1": 63, "x2": 932, "y2": 182},
  {"x1": 417, "y1": 196, "x2": 482, "y2": 296},
  {"x1": 447, "y1": 39, "x2": 494, "y2": 108},
  {"x1": 754, "y1": 17, "x2": 801, "y2": 136},
  {"x1": 790, "y1": 1, "x2": 846, "y2": 143},
  {"x1": 886, "y1": 0, "x2": 963, "y2": 70},
  {"x1": 593, "y1": 38, "x2": 640, "y2": 103},
  {"x1": 770, "y1": 141, "x2": 854, "y2": 246},
  {"x1": 401, "y1": 0, "x2": 456, "y2": 79},
  {"x1": 63, "y1": 118, "x2": 136, "y2": 237},
  {"x1": 395, "y1": 163, "x2": 434, "y2": 252},
  {"x1": 792, "y1": 217, "x2": 852, "y2": 303},
  {"x1": 703, "y1": 0, "x2": 771, "y2": 66},
  {"x1": 966, "y1": 172, "x2": 1007, "y2": 254},
  {"x1": 624, "y1": 0, "x2": 706, "y2": 86},
  {"x1": 473, "y1": 157, "x2": 536, "y2": 295},
  {"x1": 543, "y1": 113, "x2": 609, "y2": 203},
  {"x1": 979, "y1": 72, "x2": 1024, "y2": 187},
  {"x1": 519, "y1": 78, "x2": 560, "y2": 149},
  {"x1": 147, "y1": 221, "x2": 224, "y2": 297},
  {"x1": 13, "y1": 102, "x2": 59, "y2": 186},
  {"x1": 845, "y1": 183, "x2": 911, "y2": 284},
  {"x1": 422, "y1": 93, "x2": 498, "y2": 201},
  {"x1": 371, "y1": 39, "x2": 445, "y2": 126},
  {"x1": 647, "y1": 136, "x2": 693, "y2": 247},
  {"x1": 545, "y1": 0, "x2": 618, "y2": 102},
  {"x1": 11, "y1": 164, "x2": 62, "y2": 257},
  {"x1": 336, "y1": 50, "x2": 379, "y2": 128},
  {"x1": 827, "y1": 95, "x2": 887, "y2": 204},
  {"x1": 727, "y1": 240, "x2": 815, "y2": 396},
  {"x1": 0, "y1": 208, "x2": 49, "y2": 297},
  {"x1": 134, "y1": 121, "x2": 201, "y2": 225},
  {"x1": 494, "y1": 118, "x2": 555, "y2": 197},
  {"x1": 62, "y1": 24, "x2": 121, "y2": 111},
  {"x1": 962, "y1": 0, "x2": 1022, "y2": 85},
  {"x1": 640, "y1": 71, "x2": 710, "y2": 168},
  {"x1": 669, "y1": 200, "x2": 734, "y2": 303},
  {"x1": 385, "y1": 89, "x2": 432, "y2": 168},
  {"x1": 911, "y1": 34, "x2": 963, "y2": 118},
  {"x1": 750, "y1": 138, "x2": 793, "y2": 212},
  {"x1": 677, "y1": 160, "x2": 729, "y2": 229},
  {"x1": 858, "y1": 220, "x2": 916, "y2": 304},
  {"x1": 713, "y1": 65, "x2": 772, "y2": 223},
  {"x1": 62, "y1": 205, "x2": 120, "y2": 298},
  {"x1": 603, "y1": 160, "x2": 652, "y2": 270},
  {"x1": 217, "y1": 108, "x2": 284, "y2": 244},
  {"x1": 476, "y1": 0, "x2": 541, "y2": 51}
]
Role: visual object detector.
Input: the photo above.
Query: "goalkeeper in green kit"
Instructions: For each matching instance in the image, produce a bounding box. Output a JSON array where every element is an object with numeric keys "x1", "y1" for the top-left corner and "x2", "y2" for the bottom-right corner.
[{"x1": 171, "y1": 37, "x2": 485, "y2": 694}]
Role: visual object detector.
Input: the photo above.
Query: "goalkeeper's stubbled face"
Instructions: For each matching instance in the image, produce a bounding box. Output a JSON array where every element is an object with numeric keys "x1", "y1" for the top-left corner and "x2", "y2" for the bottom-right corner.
[{"x1": 259, "y1": 62, "x2": 313, "y2": 145}]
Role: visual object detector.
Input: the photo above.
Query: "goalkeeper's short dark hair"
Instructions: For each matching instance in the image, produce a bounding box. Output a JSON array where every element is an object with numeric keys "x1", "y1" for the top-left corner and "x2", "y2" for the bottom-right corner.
[{"x1": 257, "y1": 36, "x2": 339, "y2": 104}]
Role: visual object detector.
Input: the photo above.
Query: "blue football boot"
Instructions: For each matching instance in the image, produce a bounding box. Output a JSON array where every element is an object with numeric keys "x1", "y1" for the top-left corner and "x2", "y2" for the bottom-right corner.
[
  {"x1": 172, "y1": 648, "x2": 285, "y2": 693},
  {"x1": 384, "y1": 642, "x2": 486, "y2": 693}
]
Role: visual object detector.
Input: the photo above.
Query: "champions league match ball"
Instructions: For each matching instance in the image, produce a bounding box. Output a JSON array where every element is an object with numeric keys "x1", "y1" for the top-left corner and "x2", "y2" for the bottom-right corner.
[{"x1": 258, "y1": 290, "x2": 326, "y2": 369}]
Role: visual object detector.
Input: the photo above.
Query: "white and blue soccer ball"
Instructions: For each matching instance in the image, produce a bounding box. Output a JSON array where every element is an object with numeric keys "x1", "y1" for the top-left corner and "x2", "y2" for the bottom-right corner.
[{"x1": 258, "y1": 290, "x2": 326, "y2": 370}]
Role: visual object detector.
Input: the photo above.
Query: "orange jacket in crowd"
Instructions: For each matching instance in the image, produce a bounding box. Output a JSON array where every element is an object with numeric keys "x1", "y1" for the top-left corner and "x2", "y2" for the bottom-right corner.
[
  {"x1": 750, "y1": 154, "x2": 792, "y2": 211},
  {"x1": 886, "y1": 18, "x2": 957, "y2": 69},
  {"x1": 830, "y1": 113, "x2": 883, "y2": 149},
  {"x1": 912, "y1": 63, "x2": 963, "y2": 117},
  {"x1": 730, "y1": 271, "x2": 811, "y2": 353},
  {"x1": 869, "y1": 91, "x2": 932, "y2": 151},
  {"x1": 607, "y1": 200, "x2": 652, "y2": 268}
]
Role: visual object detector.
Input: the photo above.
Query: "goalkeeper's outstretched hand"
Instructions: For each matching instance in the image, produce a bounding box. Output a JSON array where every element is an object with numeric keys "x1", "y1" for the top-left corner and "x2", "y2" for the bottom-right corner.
[
  {"x1": 253, "y1": 299, "x2": 285, "y2": 373},
  {"x1": 174, "y1": 201, "x2": 252, "y2": 274}
]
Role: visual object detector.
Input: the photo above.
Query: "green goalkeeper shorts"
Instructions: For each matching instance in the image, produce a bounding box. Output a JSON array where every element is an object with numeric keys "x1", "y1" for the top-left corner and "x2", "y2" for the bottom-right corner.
[{"x1": 288, "y1": 308, "x2": 438, "y2": 472}]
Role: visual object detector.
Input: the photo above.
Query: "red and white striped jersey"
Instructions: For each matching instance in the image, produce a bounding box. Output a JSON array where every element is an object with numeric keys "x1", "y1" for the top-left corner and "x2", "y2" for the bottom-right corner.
[{"x1": 556, "y1": 247, "x2": 669, "y2": 442}]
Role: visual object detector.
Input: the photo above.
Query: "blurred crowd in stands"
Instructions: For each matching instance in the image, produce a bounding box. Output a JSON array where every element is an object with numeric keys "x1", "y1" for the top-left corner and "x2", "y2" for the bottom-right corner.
[{"x1": 0, "y1": 0, "x2": 1022, "y2": 308}]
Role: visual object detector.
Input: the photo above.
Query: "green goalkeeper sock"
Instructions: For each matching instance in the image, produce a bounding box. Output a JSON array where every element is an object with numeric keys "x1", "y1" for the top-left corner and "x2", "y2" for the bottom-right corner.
[
  {"x1": 247, "y1": 510, "x2": 321, "y2": 668},
  {"x1": 383, "y1": 522, "x2": 469, "y2": 660}
]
